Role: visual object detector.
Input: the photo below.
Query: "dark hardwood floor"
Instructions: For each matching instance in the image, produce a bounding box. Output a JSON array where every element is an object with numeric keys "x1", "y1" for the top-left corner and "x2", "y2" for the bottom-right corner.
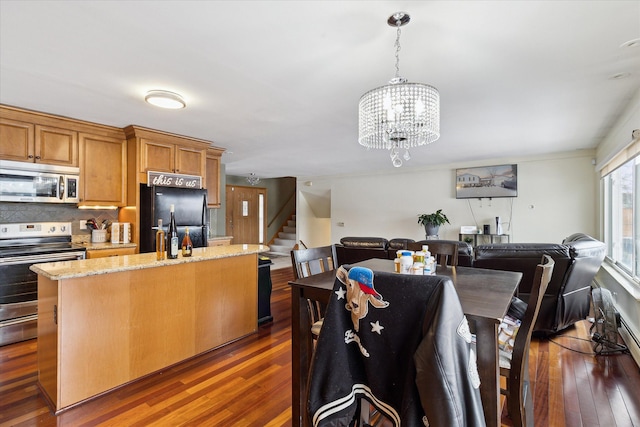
[{"x1": 1, "y1": 266, "x2": 639, "y2": 426}]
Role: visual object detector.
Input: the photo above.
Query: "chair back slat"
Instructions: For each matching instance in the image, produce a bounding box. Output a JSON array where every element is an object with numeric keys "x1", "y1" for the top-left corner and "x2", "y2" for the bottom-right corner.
[
  {"x1": 291, "y1": 245, "x2": 339, "y2": 341},
  {"x1": 506, "y1": 254, "x2": 554, "y2": 427},
  {"x1": 291, "y1": 245, "x2": 338, "y2": 280}
]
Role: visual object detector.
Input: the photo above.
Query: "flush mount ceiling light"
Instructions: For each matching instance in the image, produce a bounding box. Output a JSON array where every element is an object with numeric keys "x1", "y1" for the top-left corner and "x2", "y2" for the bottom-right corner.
[
  {"x1": 620, "y1": 38, "x2": 640, "y2": 49},
  {"x1": 144, "y1": 90, "x2": 186, "y2": 109},
  {"x1": 358, "y1": 12, "x2": 440, "y2": 167}
]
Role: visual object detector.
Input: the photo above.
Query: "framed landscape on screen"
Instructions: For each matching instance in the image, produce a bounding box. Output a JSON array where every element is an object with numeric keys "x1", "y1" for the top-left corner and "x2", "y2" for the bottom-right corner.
[{"x1": 456, "y1": 164, "x2": 518, "y2": 199}]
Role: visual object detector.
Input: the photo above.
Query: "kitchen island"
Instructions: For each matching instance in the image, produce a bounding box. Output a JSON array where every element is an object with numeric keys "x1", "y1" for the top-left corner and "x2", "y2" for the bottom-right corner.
[{"x1": 31, "y1": 244, "x2": 268, "y2": 413}]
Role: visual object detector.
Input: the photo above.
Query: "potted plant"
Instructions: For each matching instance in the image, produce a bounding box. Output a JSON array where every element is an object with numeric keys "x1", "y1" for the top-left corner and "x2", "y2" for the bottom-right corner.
[{"x1": 418, "y1": 209, "x2": 450, "y2": 237}]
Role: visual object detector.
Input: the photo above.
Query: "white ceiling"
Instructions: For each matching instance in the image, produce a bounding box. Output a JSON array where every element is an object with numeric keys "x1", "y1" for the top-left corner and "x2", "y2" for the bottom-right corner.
[{"x1": 1, "y1": 1, "x2": 639, "y2": 179}]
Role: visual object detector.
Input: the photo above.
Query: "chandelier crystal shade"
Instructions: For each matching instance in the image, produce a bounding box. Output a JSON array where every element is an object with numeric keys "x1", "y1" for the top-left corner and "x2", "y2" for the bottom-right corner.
[
  {"x1": 358, "y1": 12, "x2": 440, "y2": 167},
  {"x1": 246, "y1": 173, "x2": 260, "y2": 186}
]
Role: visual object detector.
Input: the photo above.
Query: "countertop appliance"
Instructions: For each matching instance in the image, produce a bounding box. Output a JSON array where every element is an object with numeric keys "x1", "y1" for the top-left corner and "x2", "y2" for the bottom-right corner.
[
  {"x1": 0, "y1": 159, "x2": 80, "y2": 203},
  {"x1": 0, "y1": 222, "x2": 86, "y2": 346},
  {"x1": 139, "y1": 185, "x2": 208, "y2": 253}
]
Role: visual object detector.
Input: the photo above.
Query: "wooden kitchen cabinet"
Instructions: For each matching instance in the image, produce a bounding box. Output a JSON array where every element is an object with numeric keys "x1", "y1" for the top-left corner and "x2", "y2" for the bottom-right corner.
[
  {"x1": 86, "y1": 247, "x2": 136, "y2": 258},
  {"x1": 208, "y1": 237, "x2": 232, "y2": 246},
  {"x1": 176, "y1": 145, "x2": 206, "y2": 176},
  {"x1": 0, "y1": 115, "x2": 78, "y2": 167},
  {"x1": 35, "y1": 248, "x2": 259, "y2": 411},
  {"x1": 138, "y1": 137, "x2": 206, "y2": 178},
  {"x1": 0, "y1": 117, "x2": 35, "y2": 162},
  {"x1": 206, "y1": 148, "x2": 223, "y2": 207},
  {"x1": 124, "y1": 126, "x2": 223, "y2": 248},
  {"x1": 139, "y1": 139, "x2": 174, "y2": 174},
  {"x1": 34, "y1": 125, "x2": 78, "y2": 166},
  {"x1": 79, "y1": 132, "x2": 127, "y2": 207}
]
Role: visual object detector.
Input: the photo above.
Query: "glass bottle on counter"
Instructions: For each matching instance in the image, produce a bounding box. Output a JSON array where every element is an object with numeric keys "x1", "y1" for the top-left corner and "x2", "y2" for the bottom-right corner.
[
  {"x1": 181, "y1": 227, "x2": 193, "y2": 257},
  {"x1": 155, "y1": 219, "x2": 165, "y2": 260},
  {"x1": 167, "y1": 204, "x2": 179, "y2": 259}
]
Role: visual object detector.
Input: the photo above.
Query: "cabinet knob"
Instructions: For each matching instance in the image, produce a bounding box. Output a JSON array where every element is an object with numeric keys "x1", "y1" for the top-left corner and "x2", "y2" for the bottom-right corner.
[
  {"x1": 35, "y1": 156, "x2": 41, "y2": 160},
  {"x1": 28, "y1": 155, "x2": 34, "y2": 159}
]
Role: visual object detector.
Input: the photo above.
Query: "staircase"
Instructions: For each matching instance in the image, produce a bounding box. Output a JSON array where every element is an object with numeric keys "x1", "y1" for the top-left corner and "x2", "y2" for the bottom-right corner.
[{"x1": 267, "y1": 215, "x2": 296, "y2": 256}]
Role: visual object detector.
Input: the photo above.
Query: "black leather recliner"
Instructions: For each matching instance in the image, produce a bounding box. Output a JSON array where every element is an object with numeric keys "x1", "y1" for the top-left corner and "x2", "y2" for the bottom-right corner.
[{"x1": 474, "y1": 233, "x2": 606, "y2": 335}]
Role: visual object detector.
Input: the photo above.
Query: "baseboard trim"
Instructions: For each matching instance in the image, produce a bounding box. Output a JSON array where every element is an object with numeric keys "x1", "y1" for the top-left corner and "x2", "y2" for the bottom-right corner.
[{"x1": 620, "y1": 317, "x2": 640, "y2": 368}]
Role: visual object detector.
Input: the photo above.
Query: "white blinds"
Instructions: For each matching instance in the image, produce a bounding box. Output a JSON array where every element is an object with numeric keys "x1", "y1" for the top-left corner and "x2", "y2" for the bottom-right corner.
[{"x1": 600, "y1": 129, "x2": 640, "y2": 177}]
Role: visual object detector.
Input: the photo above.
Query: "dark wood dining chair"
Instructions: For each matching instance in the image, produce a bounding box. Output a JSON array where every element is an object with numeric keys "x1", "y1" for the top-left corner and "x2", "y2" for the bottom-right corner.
[
  {"x1": 500, "y1": 254, "x2": 554, "y2": 427},
  {"x1": 408, "y1": 241, "x2": 459, "y2": 267},
  {"x1": 290, "y1": 245, "x2": 338, "y2": 338}
]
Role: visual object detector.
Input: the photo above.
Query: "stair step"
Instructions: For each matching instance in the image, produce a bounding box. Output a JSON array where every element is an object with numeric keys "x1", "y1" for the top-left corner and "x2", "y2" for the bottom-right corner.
[
  {"x1": 269, "y1": 244, "x2": 294, "y2": 254},
  {"x1": 287, "y1": 220, "x2": 296, "y2": 227},
  {"x1": 274, "y1": 238, "x2": 295, "y2": 246},
  {"x1": 278, "y1": 232, "x2": 296, "y2": 240},
  {"x1": 283, "y1": 226, "x2": 296, "y2": 233}
]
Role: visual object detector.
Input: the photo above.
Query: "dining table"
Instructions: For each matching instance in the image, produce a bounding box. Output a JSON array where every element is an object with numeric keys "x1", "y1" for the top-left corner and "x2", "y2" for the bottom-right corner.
[{"x1": 288, "y1": 258, "x2": 523, "y2": 427}]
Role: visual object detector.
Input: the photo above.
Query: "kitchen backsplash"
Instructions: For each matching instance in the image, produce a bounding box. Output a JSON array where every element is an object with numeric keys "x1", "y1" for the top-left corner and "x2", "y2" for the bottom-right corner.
[
  {"x1": 0, "y1": 203, "x2": 118, "y2": 236},
  {"x1": 1, "y1": 203, "x2": 220, "y2": 239}
]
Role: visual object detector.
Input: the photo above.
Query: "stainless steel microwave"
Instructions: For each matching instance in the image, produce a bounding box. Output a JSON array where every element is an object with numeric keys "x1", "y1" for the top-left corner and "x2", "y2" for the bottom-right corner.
[{"x1": 0, "y1": 160, "x2": 80, "y2": 203}]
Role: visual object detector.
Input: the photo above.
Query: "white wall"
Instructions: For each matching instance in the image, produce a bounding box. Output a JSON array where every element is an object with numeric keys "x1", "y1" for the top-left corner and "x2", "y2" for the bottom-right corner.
[
  {"x1": 298, "y1": 150, "x2": 597, "y2": 245},
  {"x1": 297, "y1": 189, "x2": 332, "y2": 248}
]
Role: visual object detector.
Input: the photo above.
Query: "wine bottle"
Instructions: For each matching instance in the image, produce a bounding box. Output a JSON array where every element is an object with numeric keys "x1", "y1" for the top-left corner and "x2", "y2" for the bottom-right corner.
[
  {"x1": 181, "y1": 227, "x2": 193, "y2": 257},
  {"x1": 155, "y1": 219, "x2": 165, "y2": 260},
  {"x1": 167, "y1": 204, "x2": 179, "y2": 259}
]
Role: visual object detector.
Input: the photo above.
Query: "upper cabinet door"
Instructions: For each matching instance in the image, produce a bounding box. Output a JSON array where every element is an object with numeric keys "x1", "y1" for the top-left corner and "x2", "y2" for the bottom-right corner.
[
  {"x1": 0, "y1": 118, "x2": 35, "y2": 162},
  {"x1": 175, "y1": 146, "x2": 206, "y2": 177},
  {"x1": 206, "y1": 151, "x2": 221, "y2": 207},
  {"x1": 35, "y1": 125, "x2": 78, "y2": 166},
  {"x1": 79, "y1": 133, "x2": 127, "y2": 206},
  {"x1": 140, "y1": 139, "x2": 175, "y2": 174}
]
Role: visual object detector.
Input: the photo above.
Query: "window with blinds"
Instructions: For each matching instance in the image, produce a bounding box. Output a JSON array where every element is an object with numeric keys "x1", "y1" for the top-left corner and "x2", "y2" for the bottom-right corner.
[{"x1": 602, "y1": 129, "x2": 640, "y2": 282}]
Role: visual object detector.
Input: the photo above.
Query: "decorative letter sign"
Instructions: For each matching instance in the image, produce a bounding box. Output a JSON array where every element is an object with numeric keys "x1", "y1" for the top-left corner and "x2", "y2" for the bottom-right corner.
[{"x1": 147, "y1": 171, "x2": 202, "y2": 189}]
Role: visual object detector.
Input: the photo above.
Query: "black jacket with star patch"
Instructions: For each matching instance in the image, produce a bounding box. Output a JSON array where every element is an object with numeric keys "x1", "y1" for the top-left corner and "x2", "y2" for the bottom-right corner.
[{"x1": 307, "y1": 267, "x2": 486, "y2": 427}]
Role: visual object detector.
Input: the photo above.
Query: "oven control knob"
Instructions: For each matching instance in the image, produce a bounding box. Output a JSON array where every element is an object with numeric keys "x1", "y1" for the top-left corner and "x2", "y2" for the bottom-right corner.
[
  {"x1": 60, "y1": 225, "x2": 66, "y2": 232},
  {"x1": 50, "y1": 226, "x2": 56, "y2": 233}
]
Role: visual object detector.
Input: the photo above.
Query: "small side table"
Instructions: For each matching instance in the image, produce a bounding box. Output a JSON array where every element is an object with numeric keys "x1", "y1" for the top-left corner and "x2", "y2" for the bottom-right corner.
[{"x1": 459, "y1": 233, "x2": 510, "y2": 247}]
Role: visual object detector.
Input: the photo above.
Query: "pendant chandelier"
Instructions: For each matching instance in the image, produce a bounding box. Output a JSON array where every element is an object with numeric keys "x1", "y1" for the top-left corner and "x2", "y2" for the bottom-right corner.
[
  {"x1": 358, "y1": 12, "x2": 440, "y2": 167},
  {"x1": 246, "y1": 173, "x2": 260, "y2": 186}
]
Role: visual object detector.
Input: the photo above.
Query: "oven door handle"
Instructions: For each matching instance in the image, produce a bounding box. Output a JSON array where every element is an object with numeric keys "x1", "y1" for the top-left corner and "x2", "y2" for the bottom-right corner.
[{"x1": 0, "y1": 251, "x2": 85, "y2": 265}]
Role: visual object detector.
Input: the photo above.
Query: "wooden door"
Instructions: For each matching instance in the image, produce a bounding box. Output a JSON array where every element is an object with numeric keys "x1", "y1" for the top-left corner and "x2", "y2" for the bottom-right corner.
[
  {"x1": 225, "y1": 185, "x2": 266, "y2": 245},
  {"x1": 175, "y1": 146, "x2": 205, "y2": 176},
  {"x1": 0, "y1": 118, "x2": 34, "y2": 161},
  {"x1": 205, "y1": 151, "x2": 221, "y2": 207},
  {"x1": 79, "y1": 133, "x2": 127, "y2": 206},
  {"x1": 140, "y1": 139, "x2": 175, "y2": 174},
  {"x1": 35, "y1": 125, "x2": 78, "y2": 166}
]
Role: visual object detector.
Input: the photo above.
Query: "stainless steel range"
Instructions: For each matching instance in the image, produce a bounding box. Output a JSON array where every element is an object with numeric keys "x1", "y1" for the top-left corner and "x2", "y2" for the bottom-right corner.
[{"x1": 0, "y1": 222, "x2": 86, "y2": 346}]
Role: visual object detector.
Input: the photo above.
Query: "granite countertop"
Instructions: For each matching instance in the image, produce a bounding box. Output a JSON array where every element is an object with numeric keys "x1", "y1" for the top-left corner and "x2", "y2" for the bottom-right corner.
[
  {"x1": 80, "y1": 242, "x2": 138, "y2": 250},
  {"x1": 31, "y1": 244, "x2": 270, "y2": 280}
]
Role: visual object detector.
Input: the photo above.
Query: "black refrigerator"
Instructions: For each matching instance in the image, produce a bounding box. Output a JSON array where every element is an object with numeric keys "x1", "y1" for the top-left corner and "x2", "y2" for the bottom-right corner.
[{"x1": 139, "y1": 185, "x2": 208, "y2": 253}]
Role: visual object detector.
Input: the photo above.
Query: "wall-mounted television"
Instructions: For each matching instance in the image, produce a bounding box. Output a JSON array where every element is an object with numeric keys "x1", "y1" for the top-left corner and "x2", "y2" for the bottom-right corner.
[{"x1": 456, "y1": 164, "x2": 518, "y2": 199}]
